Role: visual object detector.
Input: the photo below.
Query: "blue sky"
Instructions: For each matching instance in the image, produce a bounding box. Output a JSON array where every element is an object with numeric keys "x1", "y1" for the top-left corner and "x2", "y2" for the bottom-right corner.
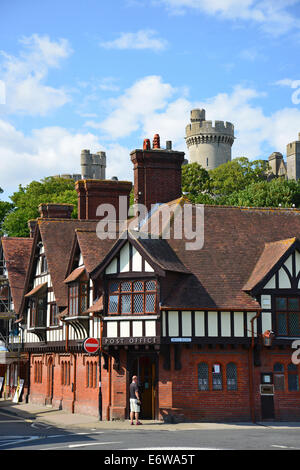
[{"x1": 1, "y1": 0, "x2": 300, "y2": 199}]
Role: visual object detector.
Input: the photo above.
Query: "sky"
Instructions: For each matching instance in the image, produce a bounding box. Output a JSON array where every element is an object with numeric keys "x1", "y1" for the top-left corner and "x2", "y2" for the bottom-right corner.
[{"x1": 0, "y1": 0, "x2": 300, "y2": 200}]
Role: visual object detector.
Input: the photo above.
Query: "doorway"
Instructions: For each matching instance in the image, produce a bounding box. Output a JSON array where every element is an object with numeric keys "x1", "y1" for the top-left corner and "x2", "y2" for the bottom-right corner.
[
  {"x1": 260, "y1": 373, "x2": 275, "y2": 420},
  {"x1": 130, "y1": 354, "x2": 157, "y2": 419},
  {"x1": 46, "y1": 357, "x2": 54, "y2": 406}
]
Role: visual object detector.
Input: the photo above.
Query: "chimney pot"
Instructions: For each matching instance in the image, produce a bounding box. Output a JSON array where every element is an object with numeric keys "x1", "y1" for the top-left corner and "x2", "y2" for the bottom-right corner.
[
  {"x1": 153, "y1": 134, "x2": 160, "y2": 149},
  {"x1": 143, "y1": 139, "x2": 151, "y2": 150}
]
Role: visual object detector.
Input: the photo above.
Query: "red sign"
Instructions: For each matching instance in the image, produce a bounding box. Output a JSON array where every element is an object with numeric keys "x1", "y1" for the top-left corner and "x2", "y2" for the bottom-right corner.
[{"x1": 83, "y1": 337, "x2": 100, "y2": 354}]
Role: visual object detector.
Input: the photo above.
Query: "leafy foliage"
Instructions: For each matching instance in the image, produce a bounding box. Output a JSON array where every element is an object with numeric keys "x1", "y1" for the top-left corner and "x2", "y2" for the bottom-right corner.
[{"x1": 2, "y1": 177, "x2": 77, "y2": 237}]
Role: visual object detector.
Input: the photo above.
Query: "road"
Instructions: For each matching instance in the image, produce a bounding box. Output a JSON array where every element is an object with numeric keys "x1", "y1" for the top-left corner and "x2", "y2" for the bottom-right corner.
[{"x1": 1, "y1": 408, "x2": 300, "y2": 451}]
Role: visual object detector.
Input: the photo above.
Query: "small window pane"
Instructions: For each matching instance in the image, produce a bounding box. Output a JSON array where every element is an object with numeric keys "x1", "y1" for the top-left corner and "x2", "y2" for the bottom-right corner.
[
  {"x1": 288, "y1": 374, "x2": 299, "y2": 391},
  {"x1": 277, "y1": 313, "x2": 287, "y2": 335},
  {"x1": 121, "y1": 282, "x2": 131, "y2": 292},
  {"x1": 145, "y1": 280, "x2": 156, "y2": 291},
  {"x1": 226, "y1": 363, "x2": 237, "y2": 391},
  {"x1": 109, "y1": 295, "x2": 119, "y2": 313},
  {"x1": 133, "y1": 281, "x2": 143, "y2": 292},
  {"x1": 121, "y1": 295, "x2": 131, "y2": 313},
  {"x1": 145, "y1": 294, "x2": 155, "y2": 312},
  {"x1": 212, "y1": 364, "x2": 222, "y2": 391},
  {"x1": 133, "y1": 294, "x2": 143, "y2": 313},
  {"x1": 288, "y1": 298, "x2": 299, "y2": 311},
  {"x1": 289, "y1": 313, "x2": 300, "y2": 336},
  {"x1": 110, "y1": 282, "x2": 119, "y2": 293},
  {"x1": 198, "y1": 363, "x2": 209, "y2": 391},
  {"x1": 276, "y1": 298, "x2": 287, "y2": 310}
]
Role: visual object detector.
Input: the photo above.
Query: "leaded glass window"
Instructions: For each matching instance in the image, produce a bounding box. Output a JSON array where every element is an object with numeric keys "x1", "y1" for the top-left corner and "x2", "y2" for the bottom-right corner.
[
  {"x1": 198, "y1": 362, "x2": 209, "y2": 391},
  {"x1": 276, "y1": 297, "x2": 300, "y2": 336},
  {"x1": 226, "y1": 363, "x2": 237, "y2": 391},
  {"x1": 212, "y1": 364, "x2": 223, "y2": 391},
  {"x1": 108, "y1": 280, "x2": 157, "y2": 314}
]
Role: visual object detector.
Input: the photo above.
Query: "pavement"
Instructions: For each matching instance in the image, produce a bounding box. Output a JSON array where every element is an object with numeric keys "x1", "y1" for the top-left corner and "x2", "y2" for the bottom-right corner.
[{"x1": 1, "y1": 399, "x2": 300, "y2": 431}]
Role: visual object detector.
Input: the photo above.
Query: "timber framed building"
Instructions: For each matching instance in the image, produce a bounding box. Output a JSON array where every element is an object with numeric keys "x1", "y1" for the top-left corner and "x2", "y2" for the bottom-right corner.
[{"x1": 1, "y1": 136, "x2": 300, "y2": 422}]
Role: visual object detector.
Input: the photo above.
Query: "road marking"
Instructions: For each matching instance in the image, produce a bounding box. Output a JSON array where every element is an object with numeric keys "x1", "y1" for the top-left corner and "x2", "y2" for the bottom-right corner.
[
  {"x1": 272, "y1": 445, "x2": 300, "y2": 450},
  {"x1": 42, "y1": 441, "x2": 121, "y2": 450},
  {"x1": 0, "y1": 436, "x2": 40, "y2": 448},
  {"x1": 126, "y1": 447, "x2": 220, "y2": 450}
]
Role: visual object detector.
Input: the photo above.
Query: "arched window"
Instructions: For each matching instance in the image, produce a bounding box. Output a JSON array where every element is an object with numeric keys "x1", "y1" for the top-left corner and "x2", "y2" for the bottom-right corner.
[
  {"x1": 226, "y1": 363, "x2": 237, "y2": 391},
  {"x1": 198, "y1": 362, "x2": 209, "y2": 391},
  {"x1": 288, "y1": 363, "x2": 299, "y2": 391},
  {"x1": 212, "y1": 364, "x2": 222, "y2": 391}
]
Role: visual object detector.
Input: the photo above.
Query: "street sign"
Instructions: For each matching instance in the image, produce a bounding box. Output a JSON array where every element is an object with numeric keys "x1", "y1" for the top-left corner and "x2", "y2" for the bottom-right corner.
[{"x1": 83, "y1": 337, "x2": 100, "y2": 354}]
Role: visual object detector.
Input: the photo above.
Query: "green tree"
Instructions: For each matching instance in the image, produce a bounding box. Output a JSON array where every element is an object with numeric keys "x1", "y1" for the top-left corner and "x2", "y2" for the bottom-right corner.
[
  {"x1": 0, "y1": 187, "x2": 14, "y2": 237},
  {"x1": 224, "y1": 178, "x2": 300, "y2": 208},
  {"x1": 181, "y1": 162, "x2": 212, "y2": 203},
  {"x1": 209, "y1": 157, "x2": 269, "y2": 197},
  {"x1": 2, "y1": 177, "x2": 78, "y2": 237}
]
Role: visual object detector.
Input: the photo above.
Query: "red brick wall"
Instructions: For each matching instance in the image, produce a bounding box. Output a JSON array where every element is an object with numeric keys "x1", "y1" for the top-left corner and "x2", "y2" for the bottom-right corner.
[
  {"x1": 26, "y1": 346, "x2": 300, "y2": 422},
  {"x1": 253, "y1": 347, "x2": 300, "y2": 421},
  {"x1": 158, "y1": 344, "x2": 252, "y2": 422}
]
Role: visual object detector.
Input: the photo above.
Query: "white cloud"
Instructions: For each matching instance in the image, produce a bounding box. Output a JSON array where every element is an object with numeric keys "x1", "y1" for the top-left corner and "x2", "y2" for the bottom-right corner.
[
  {"x1": 158, "y1": 0, "x2": 300, "y2": 35},
  {"x1": 0, "y1": 34, "x2": 72, "y2": 115},
  {"x1": 100, "y1": 29, "x2": 168, "y2": 51},
  {"x1": 95, "y1": 75, "x2": 175, "y2": 139},
  {"x1": 0, "y1": 119, "x2": 133, "y2": 198}
]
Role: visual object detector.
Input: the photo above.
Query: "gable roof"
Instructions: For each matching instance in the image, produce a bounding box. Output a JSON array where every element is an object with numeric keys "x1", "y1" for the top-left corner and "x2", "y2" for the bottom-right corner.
[
  {"x1": 1, "y1": 237, "x2": 33, "y2": 315},
  {"x1": 23, "y1": 219, "x2": 98, "y2": 309},
  {"x1": 90, "y1": 230, "x2": 190, "y2": 279},
  {"x1": 243, "y1": 238, "x2": 299, "y2": 293}
]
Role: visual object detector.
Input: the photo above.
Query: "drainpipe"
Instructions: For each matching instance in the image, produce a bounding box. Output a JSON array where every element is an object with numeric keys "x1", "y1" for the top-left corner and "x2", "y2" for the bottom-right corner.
[
  {"x1": 98, "y1": 317, "x2": 103, "y2": 421},
  {"x1": 249, "y1": 310, "x2": 262, "y2": 423},
  {"x1": 106, "y1": 355, "x2": 112, "y2": 421},
  {"x1": 72, "y1": 353, "x2": 76, "y2": 414}
]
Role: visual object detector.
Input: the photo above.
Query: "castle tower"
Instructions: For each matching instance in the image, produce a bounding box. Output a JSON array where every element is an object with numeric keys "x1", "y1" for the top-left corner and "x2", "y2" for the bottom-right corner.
[
  {"x1": 185, "y1": 109, "x2": 234, "y2": 170},
  {"x1": 81, "y1": 149, "x2": 106, "y2": 180},
  {"x1": 286, "y1": 133, "x2": 300, "y2": 180}
]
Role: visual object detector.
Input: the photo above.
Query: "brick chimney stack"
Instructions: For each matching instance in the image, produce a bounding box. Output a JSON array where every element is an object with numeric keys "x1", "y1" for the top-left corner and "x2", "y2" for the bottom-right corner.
[
  {"x1": 38, "y1": 203, "x2": 74, "y2": 219},
  {"x1": 130, "y1": 135, "x2": 185, "y2": 211},
  {"x1": 75, "y1": 179, "x2": 132, "y2": 221}
]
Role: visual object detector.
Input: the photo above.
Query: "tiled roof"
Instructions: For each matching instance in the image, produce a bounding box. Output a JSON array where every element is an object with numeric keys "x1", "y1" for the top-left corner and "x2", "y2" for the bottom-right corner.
[
  {"x1": 1, "y1": 237, "x2": 33, "y2": 315},
  {"x1": 147, "y1": 203, "x2": 300, "y2": 310},
  {"x1": 75, "y1": 228, "x2": 117, "y2": 274},
  {"x1": 64, "y1": 266, "x2": 86, "y2": 284},
  {"x1": 24, "y1": 282, "x2": 47, "y2": 297},
  {"x1": 243, "y1": 238, "x2": 297, "y2": 292}
]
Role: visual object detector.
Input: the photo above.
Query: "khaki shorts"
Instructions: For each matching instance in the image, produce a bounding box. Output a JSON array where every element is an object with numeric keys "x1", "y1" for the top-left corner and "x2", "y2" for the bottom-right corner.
[{"x1": 130, "y1": 398, "x2": 140, "y2": 413}]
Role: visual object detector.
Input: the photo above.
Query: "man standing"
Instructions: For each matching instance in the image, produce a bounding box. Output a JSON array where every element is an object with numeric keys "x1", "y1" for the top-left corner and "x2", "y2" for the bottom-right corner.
[{"x1": 130, "y1": 375, "x2": 142, "y2": 425}]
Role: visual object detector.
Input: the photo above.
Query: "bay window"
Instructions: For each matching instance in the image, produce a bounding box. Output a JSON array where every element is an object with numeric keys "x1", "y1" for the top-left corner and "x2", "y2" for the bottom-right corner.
[{"x1": 108, "y1": 279, "x2": 157, "y2": 315}]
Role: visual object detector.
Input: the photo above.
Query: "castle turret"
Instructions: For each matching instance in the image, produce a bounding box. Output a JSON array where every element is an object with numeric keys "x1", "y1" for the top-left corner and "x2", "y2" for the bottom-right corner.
[
  {"x1": 81, "y1": 149, "x2": 106, "y2": 180},
  {"x1": 286, "y1": 132, "x2": 300, "y2": 180},
  {"x1": 185, "y1": 109, "x2": 234, "y2": 170}
]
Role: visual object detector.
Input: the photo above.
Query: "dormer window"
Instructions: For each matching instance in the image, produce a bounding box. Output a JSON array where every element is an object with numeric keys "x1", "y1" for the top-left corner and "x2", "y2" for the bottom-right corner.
[
  {"x1": 30, "y1": 295, "x2": 47, "y2": 328},
  {"x1": 68, "y1": 281, "x2": 89, "y2": 316},
  {"x1": 108, "y1": 279, "x2": 157, "y2": 315}
]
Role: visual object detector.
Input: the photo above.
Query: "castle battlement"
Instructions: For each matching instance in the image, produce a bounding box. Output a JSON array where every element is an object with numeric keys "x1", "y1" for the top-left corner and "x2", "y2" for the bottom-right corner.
[
  {"x1": 185, "y1": 108, "x2": 235, "y2": 170},
  {"x1": 185, "y1": 119, "x2": 234, "y2": 138}
]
